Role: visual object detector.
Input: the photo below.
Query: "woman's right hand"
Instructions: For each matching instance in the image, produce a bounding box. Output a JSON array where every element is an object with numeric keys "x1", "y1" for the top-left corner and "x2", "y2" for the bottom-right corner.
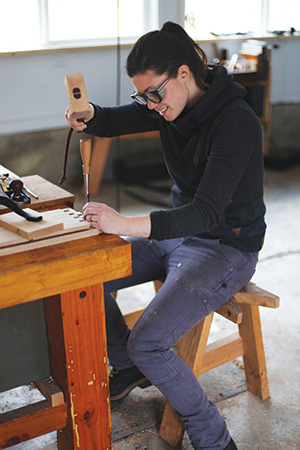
[{"x1": 64, "y1": 103, "x2": 95, "y2": 132}]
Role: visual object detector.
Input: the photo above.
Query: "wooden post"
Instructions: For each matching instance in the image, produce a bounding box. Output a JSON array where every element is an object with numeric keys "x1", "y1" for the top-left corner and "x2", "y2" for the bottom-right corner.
[
  {"x1": 45, "y1": 284, "x2": 112, "y2": 450},
  {"x1": 238, "y1": 303, "x2": 270, "y2": 399}
]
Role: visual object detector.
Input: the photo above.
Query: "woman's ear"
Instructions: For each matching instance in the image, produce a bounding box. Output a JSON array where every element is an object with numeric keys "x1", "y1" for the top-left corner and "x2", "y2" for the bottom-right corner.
[{"x1": 177, "y1": 65, "x2": 190, "y2": 81}]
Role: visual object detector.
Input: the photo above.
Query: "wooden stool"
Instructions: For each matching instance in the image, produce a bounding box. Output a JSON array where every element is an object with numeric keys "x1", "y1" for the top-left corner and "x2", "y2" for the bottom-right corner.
[{"x1": 123, "y1": 281, "x2": 279, "y2": 448}]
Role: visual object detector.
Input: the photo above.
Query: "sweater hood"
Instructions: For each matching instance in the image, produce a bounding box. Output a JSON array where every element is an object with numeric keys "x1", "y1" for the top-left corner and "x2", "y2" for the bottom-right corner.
[{"x1": 171, "y1": 65, "x2": 247, "y2": 134}]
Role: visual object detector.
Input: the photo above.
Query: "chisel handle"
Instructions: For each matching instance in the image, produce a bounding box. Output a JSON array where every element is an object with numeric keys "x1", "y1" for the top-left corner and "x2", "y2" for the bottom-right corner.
[{"x1": 80, "y1": 139, "x2": 92, "y2": 174}]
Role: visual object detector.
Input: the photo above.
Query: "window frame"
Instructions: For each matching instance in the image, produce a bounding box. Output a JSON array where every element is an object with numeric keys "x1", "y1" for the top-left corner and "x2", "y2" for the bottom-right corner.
[{"x1": 39, "y1": 0, "x2": 159, "y2": 48}]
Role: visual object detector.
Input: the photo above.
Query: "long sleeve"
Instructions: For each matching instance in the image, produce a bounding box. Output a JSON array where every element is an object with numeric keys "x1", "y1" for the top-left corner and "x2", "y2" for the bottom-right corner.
[{"x1": 85, "y1": 103, "x2": 159, "y2": 138}]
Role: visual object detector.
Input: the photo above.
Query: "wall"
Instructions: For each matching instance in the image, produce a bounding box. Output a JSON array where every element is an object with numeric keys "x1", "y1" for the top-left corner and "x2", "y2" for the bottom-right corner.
[
  {"x1": 1, "y1": 37, "x2": 300, "y2": 136},
  {"x1": 0, "y1": 36, "x2": 299, "y2": 190}
]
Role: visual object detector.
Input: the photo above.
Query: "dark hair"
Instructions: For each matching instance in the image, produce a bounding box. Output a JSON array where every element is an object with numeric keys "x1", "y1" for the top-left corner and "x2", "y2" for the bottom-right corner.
[{"x1": 126, "y1": 21, "x2": 210, "y2": 91}]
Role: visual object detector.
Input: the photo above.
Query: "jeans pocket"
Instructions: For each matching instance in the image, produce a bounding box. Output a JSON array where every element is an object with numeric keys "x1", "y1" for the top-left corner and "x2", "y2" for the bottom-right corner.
[{"x1": 217, "y1": 239, "x2": 258, "y2": 270}]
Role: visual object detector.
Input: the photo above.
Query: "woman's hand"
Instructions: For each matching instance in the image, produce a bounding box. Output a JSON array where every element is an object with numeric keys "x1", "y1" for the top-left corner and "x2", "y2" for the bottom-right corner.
[
  {"x1": 64, "y1": 103, "x2": 94, "y2": 132},
  {"x1": 83, "y1": 202, "x2": 151, "y2": 238}
]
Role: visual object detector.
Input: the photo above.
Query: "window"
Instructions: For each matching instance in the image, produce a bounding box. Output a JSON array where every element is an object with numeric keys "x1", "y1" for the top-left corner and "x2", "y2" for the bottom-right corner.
[
  {"x1": 46, "y1": 0, "x2": 145, "y2": 43},
  {"x1": 1, "y1": 0, "x2": 299, "y2": 53},
  {"x1": 267, "y1": 0, "x2": 300, "y2": 32},
  {"x1": 0, "y1": 0, "x2": 41, "y2": 52},
  {"x1": 184, "y1": 0, "x2": 300, "y2": 40},
  {"x1": 0, "y1": 0, "x2": 157, "y2": 52}
]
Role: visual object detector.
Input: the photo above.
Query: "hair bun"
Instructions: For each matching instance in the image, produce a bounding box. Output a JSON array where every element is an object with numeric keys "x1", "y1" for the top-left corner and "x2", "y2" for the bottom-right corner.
[{"x1": 161, "y1": 21, "x2": 179, "y2": 33}]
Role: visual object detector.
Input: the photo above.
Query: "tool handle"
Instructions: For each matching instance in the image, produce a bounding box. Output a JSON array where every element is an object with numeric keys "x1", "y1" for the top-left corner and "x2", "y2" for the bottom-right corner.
[
  {"x1": 0, "y1": 195, "x2": 43, "y2": 222},
  {"x1": 80, "y1": 139, "x2": 92, "y2": 174}
]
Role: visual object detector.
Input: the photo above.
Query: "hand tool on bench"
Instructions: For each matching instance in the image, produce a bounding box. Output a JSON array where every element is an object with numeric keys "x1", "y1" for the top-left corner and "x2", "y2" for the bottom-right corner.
[
  {"x1": 23, "y1": 184, "x2": 39, "y2": 199},
  {"x1": 80, "y1": 139, "x2": 92, "y2": 203},
  {"x1": 0, "y1": 195, "x2": 42, "y2": 222},
  {"x1": 1, "y1": 174, "x2": 31, "y2": 204}
]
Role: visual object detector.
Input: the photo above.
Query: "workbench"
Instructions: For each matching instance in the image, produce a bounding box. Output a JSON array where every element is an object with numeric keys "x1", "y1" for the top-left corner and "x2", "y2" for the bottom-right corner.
[{"x1": 0, "y1": 168, "x2": 132, "y2": 449}]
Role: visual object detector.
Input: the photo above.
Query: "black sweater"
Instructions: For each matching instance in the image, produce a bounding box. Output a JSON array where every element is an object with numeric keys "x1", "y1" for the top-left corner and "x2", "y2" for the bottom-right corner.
[{"x1": 85, "y1": 65, "x2": 266, "y2": 252}]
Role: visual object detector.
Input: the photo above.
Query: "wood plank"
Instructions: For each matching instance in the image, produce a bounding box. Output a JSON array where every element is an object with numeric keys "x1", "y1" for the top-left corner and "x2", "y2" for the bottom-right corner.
[
  {"x1": 0, "y1": 208, "x2": 63, "y2": 240},
  {"x1": 0, "y1": 208, "x2": 90, "y2": 244},
  {"x1": 199, "y1": 332, "x2": 244, "y2": 375},
  {"x1": 216, "y1": 296, "x2": 243, "y2": 324},
  {"x1": 0, "y1": 401, "x2": 66, "y2": 449},
  {"x1": 236, "y1": 282, "x2": 279, "y2": 308},
  {"x1": 0, "y1": 227, "x2": 99, "y2": 256},
  {"x1": 0, "y1": 234, "x2": 132, "y2": 308},
  {"x1": 34, "y1": 378, "x2": 64, "y2": 407},
  {"x1": 0, "y1": 226, "x2": 28, "y2": 248},
  {"x1": 0, "y1": 208, "x2": 91, "y2": 249},
  {"x1": 43, "y1": 208, "x2": 89, "y2": 233}
]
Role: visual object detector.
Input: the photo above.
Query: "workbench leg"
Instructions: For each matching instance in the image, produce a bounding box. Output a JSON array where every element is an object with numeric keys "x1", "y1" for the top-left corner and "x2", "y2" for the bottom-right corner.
[{"x1": 44, "y1": 284, "x2": 112, "y2": 450}]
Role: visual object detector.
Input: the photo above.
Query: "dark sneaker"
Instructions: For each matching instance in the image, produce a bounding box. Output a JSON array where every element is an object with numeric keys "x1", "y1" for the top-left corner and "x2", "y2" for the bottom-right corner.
[
  {"x1": 109, "y1": 366, "x2": 152, "y2": 401},
  {"x1": 224, "y1": 438, "x2": 238, "y2": 450}
]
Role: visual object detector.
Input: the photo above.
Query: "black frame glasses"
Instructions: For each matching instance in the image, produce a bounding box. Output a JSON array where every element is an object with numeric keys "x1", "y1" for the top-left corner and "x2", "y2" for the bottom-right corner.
[{"x1": 131, "y1": 68, "x2": 178, "y2": 106}]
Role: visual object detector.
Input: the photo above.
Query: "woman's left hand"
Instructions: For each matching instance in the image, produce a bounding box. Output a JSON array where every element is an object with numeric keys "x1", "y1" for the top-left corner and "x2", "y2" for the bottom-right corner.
[
  {"x1": 83, "y1": 202, "x2": 127, "y2": 235},
  {"x1": 83, "y1": 202, "x2": 151, "y2": 238}
]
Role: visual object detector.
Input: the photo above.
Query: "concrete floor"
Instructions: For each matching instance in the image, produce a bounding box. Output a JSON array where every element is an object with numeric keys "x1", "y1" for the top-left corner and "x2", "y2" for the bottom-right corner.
[{"x1": 1, "y1": 166, "x2": 300, "y2": 449}]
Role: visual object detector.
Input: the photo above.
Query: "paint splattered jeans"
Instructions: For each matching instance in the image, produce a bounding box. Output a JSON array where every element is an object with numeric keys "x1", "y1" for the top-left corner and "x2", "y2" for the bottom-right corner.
[{"x1": 104, "y1": 236, "x2": 258, "y2": 450}]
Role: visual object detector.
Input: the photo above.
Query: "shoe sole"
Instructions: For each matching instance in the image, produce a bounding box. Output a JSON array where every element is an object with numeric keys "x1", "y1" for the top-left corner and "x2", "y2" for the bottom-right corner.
[{"x1": 110, "y1": 377, "x2": 151, "y2": 402}]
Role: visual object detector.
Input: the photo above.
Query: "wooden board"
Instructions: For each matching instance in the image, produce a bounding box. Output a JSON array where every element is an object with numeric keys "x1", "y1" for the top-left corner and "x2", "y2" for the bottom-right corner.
[
  {"x1": 0, "y1": 209, "x2": 63, "y2": 240},
  {"x1": 0, "y1": 208, "x2": 91, "y2": 248},
  {"x1": 0, "y1": 227, "x2": 100, "y2": 256},
  {"x1": 0, "y1": 226, "x2": 28, "y2": 247}
]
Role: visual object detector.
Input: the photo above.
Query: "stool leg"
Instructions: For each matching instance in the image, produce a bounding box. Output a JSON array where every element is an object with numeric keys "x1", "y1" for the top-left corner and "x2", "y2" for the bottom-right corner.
[
  {"x1": 159, "y1": 313, "x2": 214, "y2": 447},
  {"x1": 238, "y1": 303, "x2": 270, "y2": 399}
]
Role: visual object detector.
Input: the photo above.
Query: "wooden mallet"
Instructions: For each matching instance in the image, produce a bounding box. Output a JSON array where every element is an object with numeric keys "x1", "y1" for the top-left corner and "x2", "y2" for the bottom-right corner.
[
  {"x1": 64, "y1": 73, "x2": 90, "y2": 120},
  {"x1": 60, "y1": 73, "x2": 91, "y2": 186}
]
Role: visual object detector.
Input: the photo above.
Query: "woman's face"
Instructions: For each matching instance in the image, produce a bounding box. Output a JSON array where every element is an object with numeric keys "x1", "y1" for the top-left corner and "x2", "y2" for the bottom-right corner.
[{"x1": 131, "y1": 68, "x2": 190, "y2": 122}]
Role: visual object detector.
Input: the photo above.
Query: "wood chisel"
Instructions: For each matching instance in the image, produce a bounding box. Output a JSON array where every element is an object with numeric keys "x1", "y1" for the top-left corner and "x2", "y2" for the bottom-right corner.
[{"x1": 80, "y1": 139, "x2": 92, "y2": 203}]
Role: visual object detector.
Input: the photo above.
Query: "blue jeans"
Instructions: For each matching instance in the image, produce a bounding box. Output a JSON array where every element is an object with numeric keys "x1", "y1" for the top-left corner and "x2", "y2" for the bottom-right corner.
[{"x1": 104, "y1": 236, "x2": 258, "y2": 450}]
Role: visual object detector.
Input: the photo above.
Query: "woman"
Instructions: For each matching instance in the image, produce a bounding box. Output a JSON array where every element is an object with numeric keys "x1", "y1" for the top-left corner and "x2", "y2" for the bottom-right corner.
[{"x1": 65, "y1": 21, "x2": 266, "y2": 450}]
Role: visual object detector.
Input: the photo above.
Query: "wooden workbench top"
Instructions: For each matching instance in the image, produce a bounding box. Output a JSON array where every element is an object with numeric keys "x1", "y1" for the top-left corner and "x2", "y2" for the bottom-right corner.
[{"x1": 0, "y1": 233, "x2": 132, "y2": 309}]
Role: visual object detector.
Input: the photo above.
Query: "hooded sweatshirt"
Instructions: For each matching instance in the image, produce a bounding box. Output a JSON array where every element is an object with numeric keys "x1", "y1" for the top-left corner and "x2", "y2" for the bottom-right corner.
[{"x1": 85, "y1": 65, "x2": 266, "y2": 252}]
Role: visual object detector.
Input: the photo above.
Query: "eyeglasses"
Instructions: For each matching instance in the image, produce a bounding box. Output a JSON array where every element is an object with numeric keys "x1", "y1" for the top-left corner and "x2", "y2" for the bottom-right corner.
[{"x1": 131, "y1": 68, "x2": 178, "y2": 106}]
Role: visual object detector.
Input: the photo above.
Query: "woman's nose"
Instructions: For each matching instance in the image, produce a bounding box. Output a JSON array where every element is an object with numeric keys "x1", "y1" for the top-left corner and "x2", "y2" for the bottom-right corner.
[{"x1": 147, "y1": 100, "x2": 156, "y2": 110}]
